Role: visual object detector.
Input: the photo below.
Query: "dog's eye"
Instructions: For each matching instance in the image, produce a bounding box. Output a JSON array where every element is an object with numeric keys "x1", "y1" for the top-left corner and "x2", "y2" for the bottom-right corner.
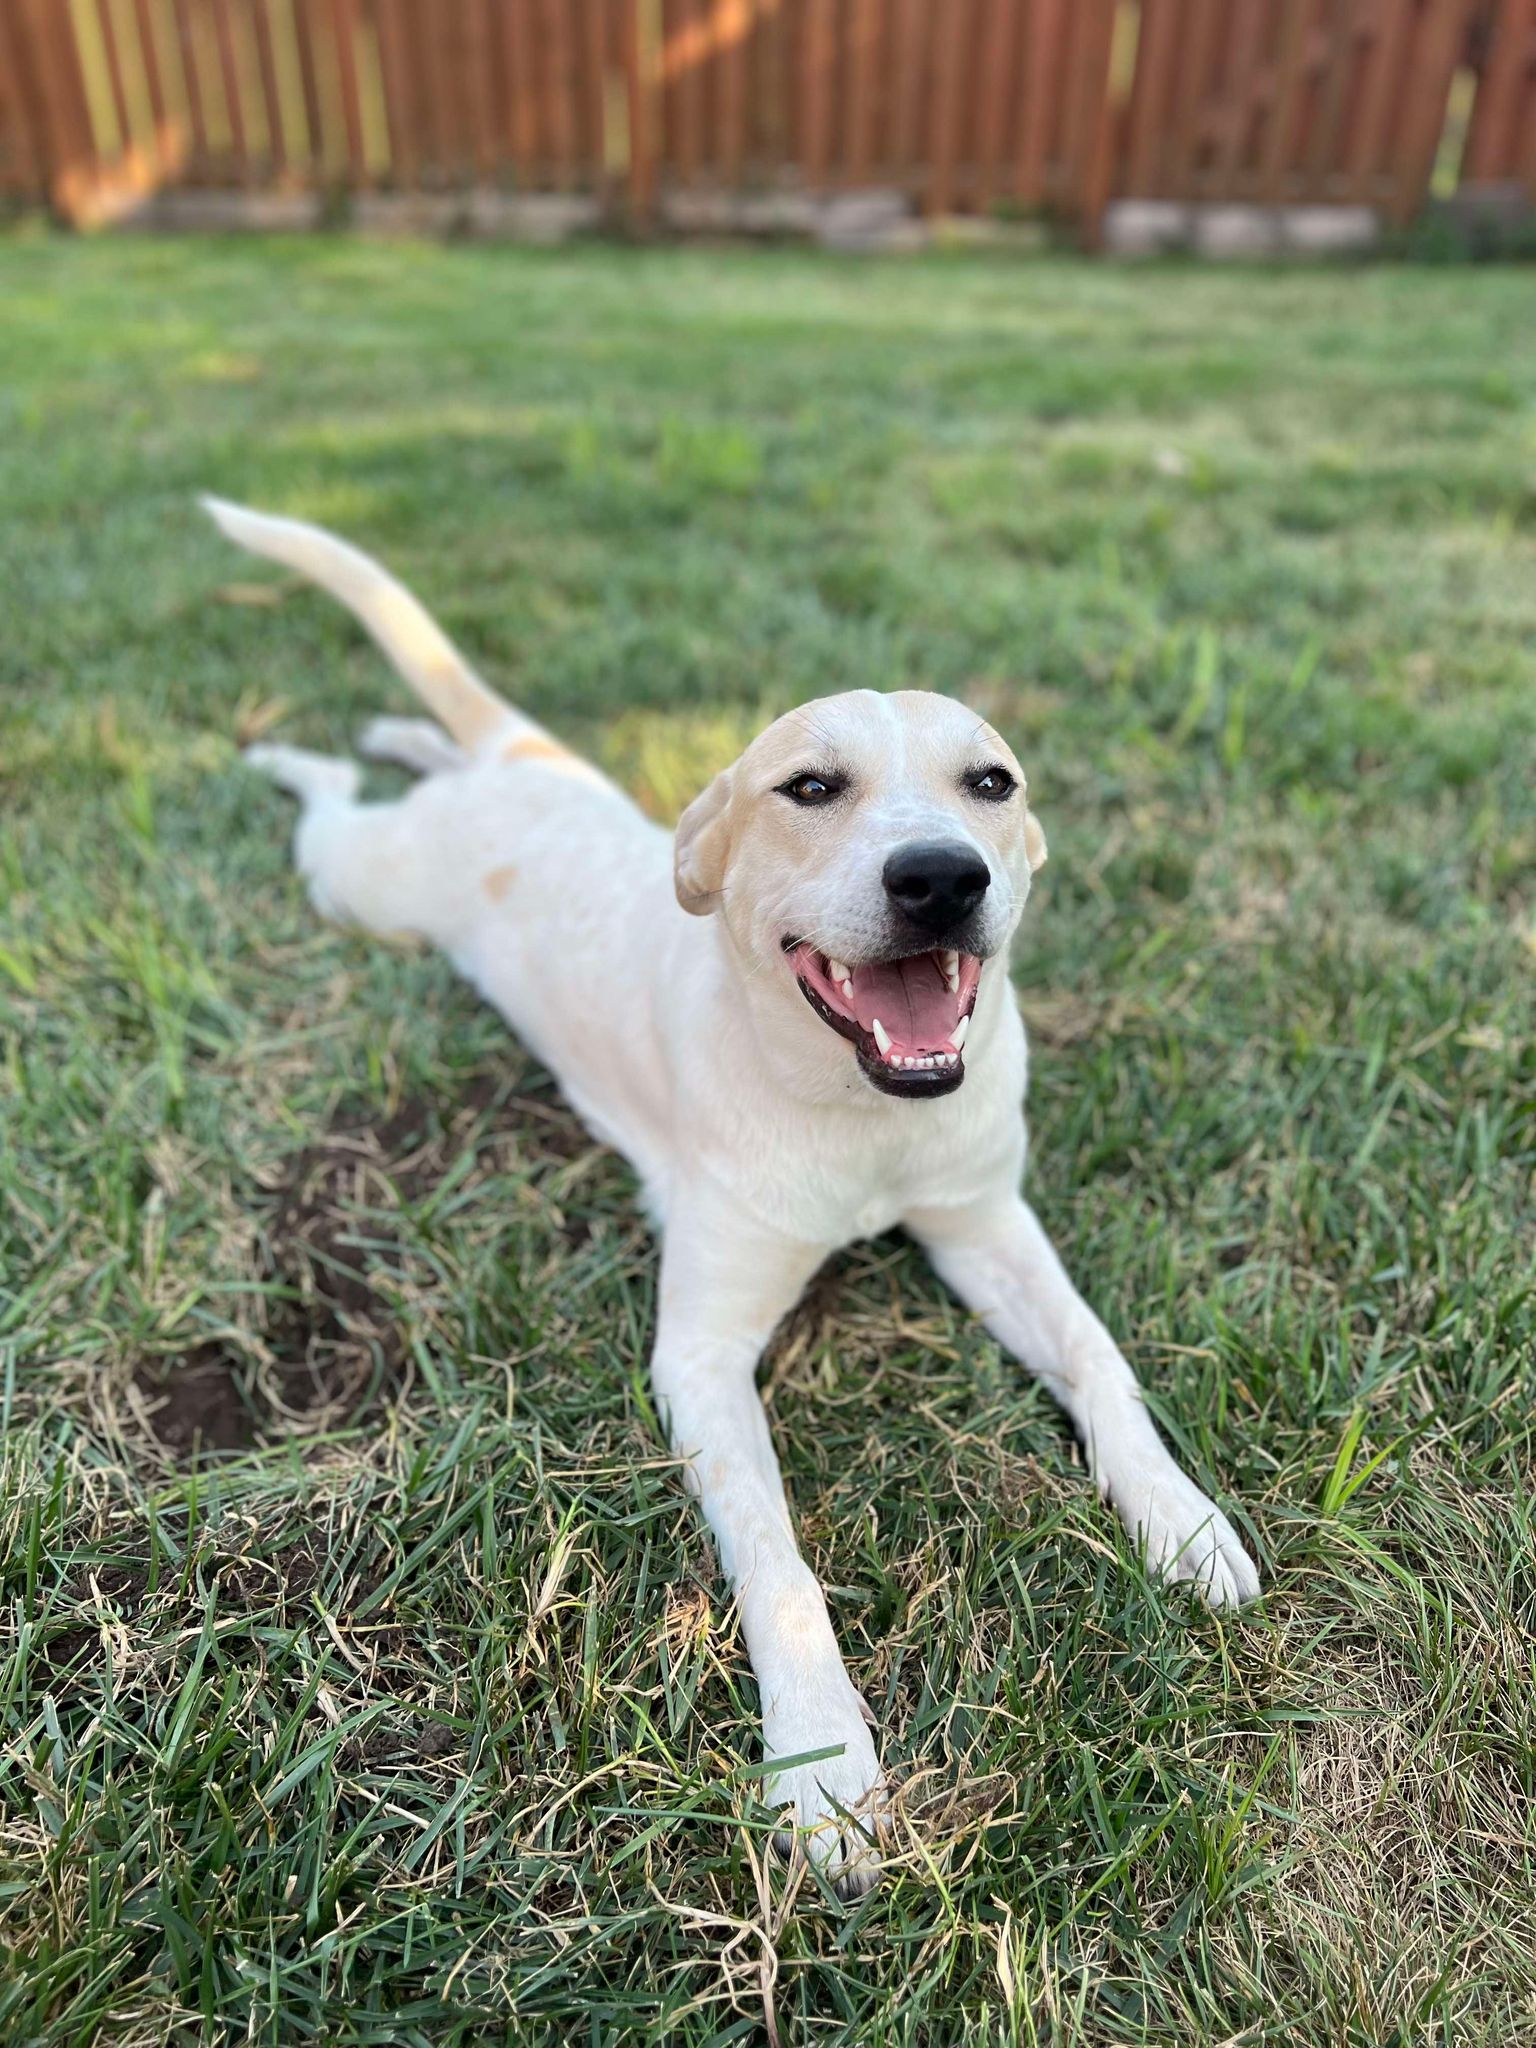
[
  {"x1": 778, "y1": 772, "x2": 846, "y2": 807},
  {"x1": 966, "y1": 765, "x2": 1016, "y2": 802}
]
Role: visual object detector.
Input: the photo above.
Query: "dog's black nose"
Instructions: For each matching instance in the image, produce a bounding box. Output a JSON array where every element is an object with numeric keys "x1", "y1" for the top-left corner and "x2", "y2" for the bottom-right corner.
[{"x1": 883, "y1": 842, "x2": 990, "y2": 933}]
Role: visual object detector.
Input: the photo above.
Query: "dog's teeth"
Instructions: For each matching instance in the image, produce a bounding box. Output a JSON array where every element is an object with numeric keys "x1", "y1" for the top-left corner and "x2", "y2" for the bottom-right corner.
[
  {"x1": 841, "y1": 979, "x2": 854, "y2": 999},
  {"x1": 829, "y1": 959, "x2": 850, "y2": 985},
  {"x1": 950, "y1": 1015, "x2": 968, "y2": 1051},
  {"x1": 872, "y1": 1018, "x2": 892, "y2": 1057}
]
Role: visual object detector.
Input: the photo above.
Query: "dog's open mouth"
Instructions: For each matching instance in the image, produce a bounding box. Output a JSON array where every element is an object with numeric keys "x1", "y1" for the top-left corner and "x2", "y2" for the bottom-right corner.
[{"x1": 785, "y1": 940, "x2": 981, "y2": 1098}]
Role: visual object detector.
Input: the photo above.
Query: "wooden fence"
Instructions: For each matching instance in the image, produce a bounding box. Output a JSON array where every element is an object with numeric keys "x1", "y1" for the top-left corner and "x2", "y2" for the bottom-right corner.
[{"x1": 1, "y1": 1, "x2": 1532, "y2": 236}]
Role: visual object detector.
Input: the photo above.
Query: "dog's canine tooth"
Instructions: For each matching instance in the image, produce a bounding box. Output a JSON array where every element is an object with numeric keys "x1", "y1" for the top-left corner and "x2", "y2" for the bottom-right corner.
[
  {"x1": 872, "y1": 1018, "x2": 892, "y2": 1057},
  {"x1": 829, "y1": 958, "x2": 850, "y2": 985},
  {"x1": 841, "y1": 979, "x2": 854, "y2": 999},
  {"x1": 950, "y1": 1015, "x2": 968, "y2": 1051}
]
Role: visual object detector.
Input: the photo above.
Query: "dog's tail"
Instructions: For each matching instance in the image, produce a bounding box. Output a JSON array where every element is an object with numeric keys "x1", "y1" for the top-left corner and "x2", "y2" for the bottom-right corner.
[{"x1": 201, "y1": 496, "x2": 524, "y2": 754}]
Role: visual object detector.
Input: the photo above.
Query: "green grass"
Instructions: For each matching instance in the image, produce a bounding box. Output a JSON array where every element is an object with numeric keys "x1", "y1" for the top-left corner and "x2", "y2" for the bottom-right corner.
[{"x1": 2, "y1": 232, "x2": 1535, "y2": 2047}]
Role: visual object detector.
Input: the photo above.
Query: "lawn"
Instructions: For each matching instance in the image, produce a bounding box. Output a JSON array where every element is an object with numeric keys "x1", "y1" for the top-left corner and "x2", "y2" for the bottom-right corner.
[{"x1": 2, "y1": 233, "x2": 1534, "y2": 2047}]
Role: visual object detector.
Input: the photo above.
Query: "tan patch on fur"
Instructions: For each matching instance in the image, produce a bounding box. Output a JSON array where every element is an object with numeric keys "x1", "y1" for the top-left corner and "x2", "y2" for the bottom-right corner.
[
  {"x1": 481, "y1": 863, "x2": 518, "y2": 902},
  {"x1": 501, "y1": 733, "x2": 569, "y2": 765}
]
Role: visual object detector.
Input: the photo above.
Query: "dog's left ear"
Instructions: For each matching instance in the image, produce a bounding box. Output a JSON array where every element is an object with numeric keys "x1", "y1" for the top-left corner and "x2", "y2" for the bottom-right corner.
[
  {"x1": 1024, "y1": 808, "x2": 1048, "y2": 874},
  {"x1": 675, "y1": 767, "x2": 737, "y2": 915}
]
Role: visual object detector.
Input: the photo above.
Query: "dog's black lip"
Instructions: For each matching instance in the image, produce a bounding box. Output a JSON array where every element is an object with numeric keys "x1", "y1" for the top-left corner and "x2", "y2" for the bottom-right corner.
[{"x1": 856, "y1": 1045, "x2": 965, "y2": 1098}]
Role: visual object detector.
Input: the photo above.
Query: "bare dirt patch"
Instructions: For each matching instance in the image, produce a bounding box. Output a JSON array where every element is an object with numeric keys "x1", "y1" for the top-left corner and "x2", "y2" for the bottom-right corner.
[{"x1": 133, "y1": 1079, "x2": 591, "y2": 1459}]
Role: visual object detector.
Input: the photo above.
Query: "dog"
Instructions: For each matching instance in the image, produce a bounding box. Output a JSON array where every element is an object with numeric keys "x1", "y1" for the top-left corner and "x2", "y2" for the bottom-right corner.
[{"x1": 205, "y1": 497, "x2": 1261, "y2": 1896}]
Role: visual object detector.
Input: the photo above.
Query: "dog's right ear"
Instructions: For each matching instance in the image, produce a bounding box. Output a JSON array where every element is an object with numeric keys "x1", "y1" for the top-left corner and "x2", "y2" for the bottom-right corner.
[{"x1": 674, "y1": 767, "x2": 737, "y2": 915}]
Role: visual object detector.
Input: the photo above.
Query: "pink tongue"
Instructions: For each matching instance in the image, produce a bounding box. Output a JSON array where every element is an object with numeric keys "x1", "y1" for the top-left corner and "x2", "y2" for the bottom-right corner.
[{"x1": 848, "y1": 954, "x2": 960, "y2": 1050}]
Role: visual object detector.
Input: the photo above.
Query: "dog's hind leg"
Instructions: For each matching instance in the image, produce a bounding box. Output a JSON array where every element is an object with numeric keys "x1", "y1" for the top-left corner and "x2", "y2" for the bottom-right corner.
[
  {"x1": 358, "y1": 716, "x2": 467, "y2": 777},
  {"x1": 245, "y1": 741, "x2": 442, "y2": 940}
]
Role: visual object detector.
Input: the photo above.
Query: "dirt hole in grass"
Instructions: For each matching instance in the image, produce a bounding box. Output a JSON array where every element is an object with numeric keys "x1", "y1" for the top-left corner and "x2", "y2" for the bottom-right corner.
[{"x1": 134, "y1": 1079, "x2": 589, "y2": 1460}]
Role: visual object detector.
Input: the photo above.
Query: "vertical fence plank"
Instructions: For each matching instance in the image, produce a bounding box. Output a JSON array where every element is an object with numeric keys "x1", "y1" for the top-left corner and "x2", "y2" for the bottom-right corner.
[
  {"x1": 33, "y1": 0, "x2": 106, "y2": 214},
  {"x1": 1015, "y1": 0, "x2": 1060, "y2": 204},
  {"x1": 1304, "y1": 0, "x2": 1366, "y2": 195},
  {"x1": 373, "y1": 0, "x2": 416, "y2": 183},
  {"x1": 289, "y1": 0, "x2": 328, "y2": 173},
  {"x1": 888, "y1": 0, "x2": 926, "y2": 195},
  {"x1": 974, "y1": 0, "x2": 1017, "y2": 209},
  {"x1": 211, "y1": 0, "x2": 251, "y2": 177},
  {"x1": 926, "y1": 0, "x2": 965, "y2": 213},
  {"x1": 1163, "y1": 0, "x2": 1219, "y2": 197},
  {"x1": 465, "y1": 0, "x2": 499, "y2": 180},
  {"x1": 1462, "y1": 0, "x2": 1534, "y2": 183},
  {"x1": 535, "y1": 0, "x2": 571, "y2": 186},
  {"x1": 329, "y1": 0, "x2": 367, "y2": 181},
  {"x1": 625, "y1": 0, "x2": 657, "y2": 222},
  {"x1": 716, "y1": 0, "x2": 749, "y2": 182},
  {"x1": 667, "y1": 0, "x2": 704, "y2": 182},
  {"x1": 128, "y1": 0, "x2": 174, "y2": 167},
  {"x1": 93, "y1": 0, "x2": 135, "y2": 159},
  {"x1": 1122, "y1": 0, "x2": 1168, "y2": 196},
  {"x1": 1389, "y1": 0, "x2": 1471, "y2": 219},
  {"x1": 1259, "y1": 0, "x2": 1314, "y2": 199},
  {"x1": 1345, "y1": 0, "x2": 1408, "y2": 190},
  {"x1": 0, "y1": 0, "x2": 48, "y2": 198},
  {"x1": 581, "y1": 0, "x2": 608, "y2": 192},
  {"x1": 1065, "y1": 0, "x2": 1117, "y2": 233},
  {"x1": 844, "y1": 0, "x2": 878, "y2": 183},
  {"x1": 1213, "y1": 0, "x2": 1264, "y2": 186},
  {"x1": 250, "y1": 0, "x2": 287, "y2": 175},
  {"x1": 505, "y1": 0, "x2": 538, "y2": 185},
  {"x1": 799, "y1": 0, "x2": 832, "y2": 186},
  {"x1": 168, "y1": 0, "x2": 212, "y2": 174}
]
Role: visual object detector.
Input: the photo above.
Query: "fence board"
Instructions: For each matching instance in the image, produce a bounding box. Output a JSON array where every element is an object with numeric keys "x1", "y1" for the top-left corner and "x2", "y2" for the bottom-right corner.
[
  {"x1": 1259, "y1": 0, "x2": 1313, "y2": 197},
  {"x1": 973, "y1": 0, "x2": 1016, "y2": 209},
  {"x1": 94, "y1": 0, "x2": 135, "y2": 159},
  {"x1": 1124, "y1": 0, "x2": 1178, "y2": 196},
  {"x1": 1015, "y1": 0, "x2": 1061, "y2": 204},
  {"x1": 0, "y1": 0, "x2": 46, "y2": 196},
  {"x1": 716, "y1": 0, "x2": 749, "y2": 181},
  {"x1": 1464, "y1": 0, "x2": 1536, "y2": 187},
  {"x1": 249, "y1": 0, "x2": 287, "y2": 174},
  {"x1": 924, "y1": 0, "x2": 965, "y2": 213},
  {"x1": 581, "y1": 0, "x2": 608, "y2": 189},
  {"x1": 625, "y1": 0, "x2": 657, "y2": 219},
  {"x1": 210, "y1": 0, "x2": 250, "y2": 176},
  {"x1": 1346, "y1": 0, "x2": 1412, "y2": 186}
]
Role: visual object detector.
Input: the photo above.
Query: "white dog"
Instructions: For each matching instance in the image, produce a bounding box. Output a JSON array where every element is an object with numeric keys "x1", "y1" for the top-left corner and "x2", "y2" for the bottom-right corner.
[{"x1": 206, "y1": 497, "x2": 1260, "y2": 1895}]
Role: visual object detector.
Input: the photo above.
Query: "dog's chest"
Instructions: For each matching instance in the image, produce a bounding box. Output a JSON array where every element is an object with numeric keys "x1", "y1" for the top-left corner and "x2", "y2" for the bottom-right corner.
[{"x1": 753, "y1": 1096, "x2": 1023, "y2": 1248}]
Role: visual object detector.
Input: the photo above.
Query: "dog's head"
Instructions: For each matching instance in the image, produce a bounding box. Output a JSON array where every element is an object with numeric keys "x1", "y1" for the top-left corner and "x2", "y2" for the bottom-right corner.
[{"x1": 675, "y1": 690, "x2": 1046, "y2": 1099}]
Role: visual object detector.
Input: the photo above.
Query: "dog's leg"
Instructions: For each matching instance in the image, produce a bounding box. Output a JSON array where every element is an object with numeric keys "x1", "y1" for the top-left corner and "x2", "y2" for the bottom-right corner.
[
  {"x1": 357, "y1": 716, "x2": 467, "y2": 776},
  {"x1": 909, "y1": 1192, "x2": 1260, "y2": 1609},
  {"x1": 246, "y1": 742, "x2": 445, "y2": 940},
  {"x1": 652, "y1": 1212, "x2": 887, "y2": 1896}
]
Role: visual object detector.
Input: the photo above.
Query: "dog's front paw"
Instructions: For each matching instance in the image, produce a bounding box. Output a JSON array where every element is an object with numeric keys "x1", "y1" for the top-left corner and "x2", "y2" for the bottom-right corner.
[
  {"x1": 763, "y1": 1681, "x2": 888, "y2": 1899},
  {"x1": 1116, "y1": 1459, "x2": 1261, "y2": 1611}
]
